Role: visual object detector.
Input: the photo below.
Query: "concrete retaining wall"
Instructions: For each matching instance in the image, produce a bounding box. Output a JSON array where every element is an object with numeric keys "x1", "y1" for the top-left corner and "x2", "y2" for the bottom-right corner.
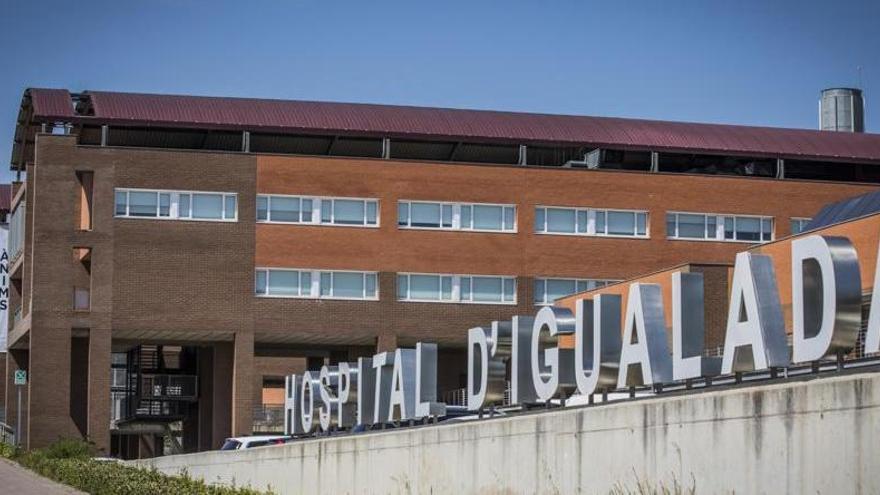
[{"x1": 135, "y1": 371, "x2": 880, "y2": 494}]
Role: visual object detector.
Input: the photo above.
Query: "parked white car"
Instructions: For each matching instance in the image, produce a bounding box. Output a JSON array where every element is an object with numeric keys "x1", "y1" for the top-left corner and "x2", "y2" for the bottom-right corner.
[{"x1": 220, "y1": 435, "x2": 289, "y2": 450}]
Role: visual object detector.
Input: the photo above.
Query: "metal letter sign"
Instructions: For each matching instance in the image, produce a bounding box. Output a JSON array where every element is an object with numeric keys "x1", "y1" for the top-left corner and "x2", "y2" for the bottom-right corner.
[
  {"x1": 356, "y1": 357, "x2": 376, "y2": 427},
  {"x1": 617, "y1": 283, "x2": 673, "y2": 388},
  {"x1": 672, "y1": 272, "x2": 720, "y2": 380},
  {"x1": 318, "y1": 366, "x2": 340, "y2": 431},
  {"x1": 791, "y1": 236, "x2": 862, "y2": 362},
  {"x1": 388, "y1": 348, "x2": 416, "y2": 421},
  {"x1": 722, "y1": 252, "x2": 790, "y2": 373},
  {"x1": 531, "y1": 307, "x2": 576, "y2": 401},
  {"x1": 415, "y1": 343, "x2": 446, "y2": 418},
  {"x1": 372, "y1": 353, "x2": 394, "y2": 424},
  {"x1": 867, "y1": 232, "x2": 880, "y2": 354},
  {"x1": 337, "y1": 362, "x2": 358, "y2": 428},
  {"x1": 510, "y1": 316, "x2": 538, "y2": 404},
  {"x1": 281, "y1": 233, "x2": 880, "y2": 438},
  {"x1": 467, "y1": 323, "x2": 511, "y2": 411},
  {"x1": 300, "y1": 372, "x2": 322, "y2": 433},
  {"x1": 574, "y1": 295, "x2": 622, "y2": 396},
  {"x1": 284, "y1": 375, "x2": 304, "y2": 435}
]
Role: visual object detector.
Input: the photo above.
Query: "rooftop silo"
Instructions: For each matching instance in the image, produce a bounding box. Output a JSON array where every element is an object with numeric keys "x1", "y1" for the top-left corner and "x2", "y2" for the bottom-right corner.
[{"x1": 820, "y1": 87, "x2": 865, "y2": 132}]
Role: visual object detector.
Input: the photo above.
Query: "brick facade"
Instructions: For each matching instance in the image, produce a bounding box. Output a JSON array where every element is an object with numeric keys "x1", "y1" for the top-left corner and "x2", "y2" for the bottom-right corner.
[{"x1": 5, "y1": 133, "x2": 879, "y2": 456}]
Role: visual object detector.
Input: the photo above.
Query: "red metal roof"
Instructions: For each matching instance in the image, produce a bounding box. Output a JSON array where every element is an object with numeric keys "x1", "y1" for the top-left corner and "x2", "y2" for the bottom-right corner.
[
  {"x1": 28, "y1": 88, "x2": 75, "y2": 120},
  {"x1": 0, "y1": 184, "x2": 11, "y2": 213},
  {"x1": 24, "y1": 88, "x2": 880, "y2": 162}
]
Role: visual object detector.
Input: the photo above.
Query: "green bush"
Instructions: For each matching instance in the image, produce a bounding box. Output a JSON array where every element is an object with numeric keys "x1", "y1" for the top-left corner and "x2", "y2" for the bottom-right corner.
[
  {"x1": 9, "y1": 439, "x2": 270, "y2": 495},
  {"x1": 0, "y1": 440, "x2": 16, "y2": 459}
]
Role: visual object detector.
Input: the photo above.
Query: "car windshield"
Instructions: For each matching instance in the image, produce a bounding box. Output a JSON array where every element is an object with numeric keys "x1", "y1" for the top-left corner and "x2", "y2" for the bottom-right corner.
[{"x1": 220, "y1": 439, "x2": 242, "y2": 451}]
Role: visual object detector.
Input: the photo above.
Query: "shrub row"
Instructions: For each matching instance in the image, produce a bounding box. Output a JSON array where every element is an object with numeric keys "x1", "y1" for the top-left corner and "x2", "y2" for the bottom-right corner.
[{"x1": 1, "y1": 439, "x2": 271, "y2": 495}]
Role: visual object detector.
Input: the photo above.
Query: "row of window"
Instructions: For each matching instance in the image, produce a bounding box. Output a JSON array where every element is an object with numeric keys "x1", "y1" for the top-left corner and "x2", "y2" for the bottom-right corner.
[
  {"x1": 115, "y1": 189, "x2": 238, "y2": 221},
  {"x1": 665, "y1": 212, "x2": 774, "y2": 242},
  {"x1": 255, "y1": 269, "x2": 378, "y2": 300},
  {"x1": 256, "y1": 195, "x2": 378, "y2": 226},
  {"x1": 115, "y1": 189, "x2": 811, "y2": 243},
  {"x1": 254, "y1": 269, "x2": 617, "y2": 305},
  {"x1": 396, "y1": 273, "x2": 517, "y2": 304},
  {"x1": 533, "y1": 278, "x2": 618, "y2": 305},
  {"x1": 534, "y1": 207, "x2": 648, "y2": 237},
  {"x1": 397, "y1": 201, "x2": 517, "y2": 232}
]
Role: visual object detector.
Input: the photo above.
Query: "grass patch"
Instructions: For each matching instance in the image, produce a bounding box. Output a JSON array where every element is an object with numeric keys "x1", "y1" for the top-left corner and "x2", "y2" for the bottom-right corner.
[{"x1": 1, "y1": 439, "x2": 271, "y2": 495}]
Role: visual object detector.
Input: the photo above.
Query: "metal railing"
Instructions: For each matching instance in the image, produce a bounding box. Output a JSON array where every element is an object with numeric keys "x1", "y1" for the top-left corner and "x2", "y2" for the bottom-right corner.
[
  {"x1": 139, "y1": 374, "x2": 198, "y2": 400},
  {"x1": 0, "y1": 422, "x2": 15, "y2": 446},
  {"x1": 122, "y1": 398, "x2": 190, "y2": 421},
  {"x1": 442, "y1": 381, "x2": 511, "y2": 407}
]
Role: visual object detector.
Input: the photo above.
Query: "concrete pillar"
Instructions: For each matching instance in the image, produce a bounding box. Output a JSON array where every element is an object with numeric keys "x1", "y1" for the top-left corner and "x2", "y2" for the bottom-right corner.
[
  {"x1": 376, "y1": 330, "x2": 398, "y2": 353},
  {"x1": 211, "y1": 342, "x2": 233, "y2": 446},
  {"x1": 232, "y1": 332, "x2": 254, "y2": 437},
  {"x1": 86, "y1": 327, "x2": 111, "y2": 454},
  {"x1": 28, "y1": 327, "x2": 79, "y2": 449},
  {"x1": 197, "y1": 346, "x2": 215, "y2": 451}
]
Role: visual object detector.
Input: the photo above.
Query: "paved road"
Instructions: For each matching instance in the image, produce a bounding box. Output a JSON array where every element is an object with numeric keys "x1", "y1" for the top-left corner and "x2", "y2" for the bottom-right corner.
[{"x1": 0, "y1": 458, "x2": 85, "y2": 494}]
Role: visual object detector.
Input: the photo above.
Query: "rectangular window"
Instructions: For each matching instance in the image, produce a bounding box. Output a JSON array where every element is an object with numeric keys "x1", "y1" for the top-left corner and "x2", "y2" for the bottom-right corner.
[
  {"x1": 254, "y1": 268, "x2": 377, "y2": 300},
  {"x1": 667, "y1": 212, "x2": 773, "y2": 243},
  {"x1": 76, "y1": 171, "x2": 94, "y2": 231},
  {"x1": 397, "y1": 273, "x2": 516, "y2": 304},
  {"x1": 257, "y1": 195, "x2": 378, "y2": 227},
  {"x1": 790, "y1": 218, "x2": 811, "y2": 235},
  {"x1": 535, "y1": 206, "x2": 648, "y2": 238},
  {"x1": 546, "y1": 208, "x2": 577, "y2": 233},
  {"x1": 114, "y1": 188, "x2": 237, "y2": 222},
  {"x1": 533, "y1": 278, "x2": 619, "y2": 305},
  {"x1": 179, "y1": 194, "x2": 191, "y2": 217},
  {"x1": 397, "y1": 201, "x2": 516, "y2": 232},
  {"x1": 129, "y1": 191, "x2": 158, "y2": 217},
  {"x1": 8, "y1": 201, "x2": 26, "y2": 261}
]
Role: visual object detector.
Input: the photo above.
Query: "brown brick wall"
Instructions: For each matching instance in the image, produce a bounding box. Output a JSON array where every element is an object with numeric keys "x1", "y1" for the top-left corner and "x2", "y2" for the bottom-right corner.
[
  {"x1": 9, "y1": 135, "x2": 880, "y2": 454},
  {"x1": 254, "y1": 154, "x2": 876, "y2": 346}
]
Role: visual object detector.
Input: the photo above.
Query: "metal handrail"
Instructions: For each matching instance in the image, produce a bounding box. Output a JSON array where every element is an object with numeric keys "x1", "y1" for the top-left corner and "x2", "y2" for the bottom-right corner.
[{"x1": 0, "y1": 421, "x2": 15, "y2": 446}]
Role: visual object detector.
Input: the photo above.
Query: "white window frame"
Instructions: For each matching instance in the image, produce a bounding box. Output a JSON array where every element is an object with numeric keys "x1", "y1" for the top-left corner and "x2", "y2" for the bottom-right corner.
[
  {"x1": 790, "y1": 217, "x2": 812, "y2": 235},
  {"x1": 666, "y1": 211, "x2": 774, "y2": 243},
  {"x1": 533, "y1": 277, "x2": 621, "y2": 306},
  {"x1": 255, "y1": 267, "x2": 378, "y2": 301},
  {"x1": 256, "y1": 194, "x2": 379, "y2": 228},
  {"x1": 115, "y1": 188, "x2": 238, "y2": 222},
  {"x1": 397, "y1": 200, "x2": 517, "y2": 233},
  {"x1": 397, "y1": 272, "x2": 517, "y2": 305},
  {"x1": 534, "y1": 205, "x2": 649, "y2": 239}
]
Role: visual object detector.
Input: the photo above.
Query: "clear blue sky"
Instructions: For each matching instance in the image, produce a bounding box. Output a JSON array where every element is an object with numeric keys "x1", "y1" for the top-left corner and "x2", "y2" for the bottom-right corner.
[{"x1": 1, "y1": 0, "x2": 878, "y2": 182}]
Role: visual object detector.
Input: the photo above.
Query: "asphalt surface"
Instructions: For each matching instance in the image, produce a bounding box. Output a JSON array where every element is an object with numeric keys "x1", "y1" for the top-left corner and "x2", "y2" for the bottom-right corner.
[{"x1": 0, "y1": 458, "x2": 85, "y2": 494}]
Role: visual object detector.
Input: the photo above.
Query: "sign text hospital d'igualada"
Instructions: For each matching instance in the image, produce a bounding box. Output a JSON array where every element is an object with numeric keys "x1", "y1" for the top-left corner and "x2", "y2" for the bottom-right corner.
[{"x1": 284, "y1": 234, "x2": 879, "y2": 434}]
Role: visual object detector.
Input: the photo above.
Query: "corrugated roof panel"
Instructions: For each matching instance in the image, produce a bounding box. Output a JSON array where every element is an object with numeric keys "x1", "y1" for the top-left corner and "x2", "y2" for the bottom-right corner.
[
  {"x1": 23, "y1": 89, "x2": 880, "y2": 162},
  {"x1": 807, "y1": 190, "x2": 880, "y2": 230},
  {"x1": 29, "y1": 88, "x2": 74, "y2": 120}
]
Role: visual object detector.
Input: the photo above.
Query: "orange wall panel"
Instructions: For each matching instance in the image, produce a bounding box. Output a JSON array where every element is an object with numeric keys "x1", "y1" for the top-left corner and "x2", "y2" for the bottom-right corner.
[{"x1": 256, "y1": 155, "x2": 877, "y2": 281}]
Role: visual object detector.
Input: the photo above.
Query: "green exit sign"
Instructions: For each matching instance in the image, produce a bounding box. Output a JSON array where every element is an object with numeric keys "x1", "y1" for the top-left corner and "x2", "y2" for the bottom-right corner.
[{"x1": 13, "y1": 369, "x2": 26, "y2": 386}]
